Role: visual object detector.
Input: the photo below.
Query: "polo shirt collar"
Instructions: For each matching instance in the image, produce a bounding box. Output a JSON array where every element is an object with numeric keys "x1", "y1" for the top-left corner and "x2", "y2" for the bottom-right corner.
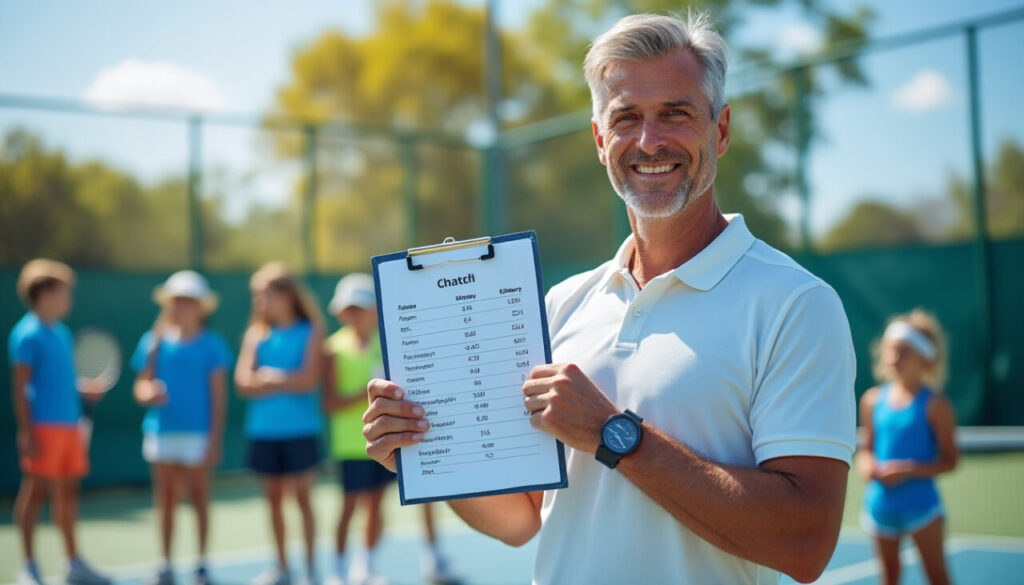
[{"x1": 602, "y1": 214, "x2": 755, "y2": 292}]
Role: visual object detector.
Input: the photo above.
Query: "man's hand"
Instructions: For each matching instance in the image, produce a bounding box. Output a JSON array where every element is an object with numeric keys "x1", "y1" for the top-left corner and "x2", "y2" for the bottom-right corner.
[
  {"x1": 363, "y1": 378, "x2": 429, "y2": 472},
  {"x1": 522, "y1": 363, "x2": 619, "y2": 453},
  {"x1": 17, "y1": 429, "x2": 38, "y2": 458}
]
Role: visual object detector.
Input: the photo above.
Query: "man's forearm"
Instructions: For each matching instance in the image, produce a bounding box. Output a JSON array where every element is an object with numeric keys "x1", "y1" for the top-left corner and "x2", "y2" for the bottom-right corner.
[
  {"x1": 616, "y1": 424, "x2": 847, "y2": 582},
  {"x1": 448, "y1": 491, "x2": 542, "y2": 547}
]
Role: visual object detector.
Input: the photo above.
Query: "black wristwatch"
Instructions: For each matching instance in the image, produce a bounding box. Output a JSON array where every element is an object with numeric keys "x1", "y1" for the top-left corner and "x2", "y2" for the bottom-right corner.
[{"x1": 595, "y1": 409, "x2": 643, "y2": 469}]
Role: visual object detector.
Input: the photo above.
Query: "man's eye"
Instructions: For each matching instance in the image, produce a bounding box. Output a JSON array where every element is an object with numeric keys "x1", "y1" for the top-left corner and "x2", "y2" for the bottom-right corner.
[{"x1": 667, "y1": 109, "x2": 688, "y2": 117}]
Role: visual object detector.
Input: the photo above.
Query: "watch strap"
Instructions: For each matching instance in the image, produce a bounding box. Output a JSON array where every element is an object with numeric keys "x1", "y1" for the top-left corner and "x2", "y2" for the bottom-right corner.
[{"x1": 595, "y1": 443, "x2": 623, "y2": 469}]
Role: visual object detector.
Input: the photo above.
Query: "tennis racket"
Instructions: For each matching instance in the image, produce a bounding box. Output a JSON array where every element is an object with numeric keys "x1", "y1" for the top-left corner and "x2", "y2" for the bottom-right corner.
[{"x1": 74, "y1": 327, "x2": 123, "y2": 395}]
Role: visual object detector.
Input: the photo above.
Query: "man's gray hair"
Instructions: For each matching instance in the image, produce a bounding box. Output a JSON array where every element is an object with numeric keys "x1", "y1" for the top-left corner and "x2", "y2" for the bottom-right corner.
[{"x1": 584, "y1": 11, "x2": 728, "y2": 126}]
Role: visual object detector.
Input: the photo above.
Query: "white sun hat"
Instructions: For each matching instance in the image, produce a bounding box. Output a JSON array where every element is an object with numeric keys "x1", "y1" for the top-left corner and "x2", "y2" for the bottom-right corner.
[
  {"x1": 329, "y1": 273, "x2": 376, "y2": 314},
  {"x1": 153, "y1": 270, "x2": 219, "y2": 314}
]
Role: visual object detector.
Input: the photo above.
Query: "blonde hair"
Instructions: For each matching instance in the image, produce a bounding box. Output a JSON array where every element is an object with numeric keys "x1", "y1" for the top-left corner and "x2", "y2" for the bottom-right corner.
[
  {"x1": 872, "y1": 308, "x2": 949, "y2": 390},
  {"x1": 247, "y1": 261, "x2": 324, "y2": 333},
  {"x1": 583, "y1": 11, "x2": 728, "y2": 126}
]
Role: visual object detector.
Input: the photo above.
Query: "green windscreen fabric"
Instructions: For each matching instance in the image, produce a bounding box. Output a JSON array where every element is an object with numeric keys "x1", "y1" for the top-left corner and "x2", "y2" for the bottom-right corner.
[{"x1": 1, "y1": 239, "x2": 1021, "y2": 492}]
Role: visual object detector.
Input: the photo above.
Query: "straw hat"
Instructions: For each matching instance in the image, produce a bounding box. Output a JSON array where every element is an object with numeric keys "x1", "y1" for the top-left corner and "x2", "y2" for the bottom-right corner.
[
  {"x1": 17, "y1": 259, "x2": 75, "y2": 303},
  {"x1": 153, "y1": 270, "x2": 219, "y2": 314},
  {"x1": 328, "y1": 273, "x2": 376, "y2": 314}
]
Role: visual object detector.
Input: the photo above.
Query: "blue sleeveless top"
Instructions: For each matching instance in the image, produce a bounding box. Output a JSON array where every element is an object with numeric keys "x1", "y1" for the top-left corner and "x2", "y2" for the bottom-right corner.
[
  {"x1": 244, "y1": 321, "x2": 323, "y2": 439},
  {"x1": 864, "y1": 384, "x2": 940, "y2": 514}
]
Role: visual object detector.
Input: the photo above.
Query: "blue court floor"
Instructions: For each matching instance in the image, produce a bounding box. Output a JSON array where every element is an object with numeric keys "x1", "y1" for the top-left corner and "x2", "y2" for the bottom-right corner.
[{"x1": 12, "y1": 528, "x2": 1024, "y2": 585}]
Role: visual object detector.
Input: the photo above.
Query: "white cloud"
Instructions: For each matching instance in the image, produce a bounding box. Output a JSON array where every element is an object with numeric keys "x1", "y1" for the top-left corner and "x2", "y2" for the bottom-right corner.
[
  {"x1": 891, "y1": 69, "x2": 954, "y2": 112},
  {"x1": 83, "y1": 59, "x2": 231, "y2": 112},
  {"x1": 778, "y1": 23, "x2": 821, "y2": 55}
]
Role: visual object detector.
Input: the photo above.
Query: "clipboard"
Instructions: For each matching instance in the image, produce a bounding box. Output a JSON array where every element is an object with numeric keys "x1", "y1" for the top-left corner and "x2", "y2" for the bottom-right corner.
[{"x1": 371, "y1": 231, "x2": 568, "y2": 505}]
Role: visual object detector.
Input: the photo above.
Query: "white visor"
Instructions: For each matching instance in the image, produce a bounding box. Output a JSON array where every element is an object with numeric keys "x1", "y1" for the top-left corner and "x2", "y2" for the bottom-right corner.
[{"x1": 883, "y1": 321, "x2": 936, "y2": 361}]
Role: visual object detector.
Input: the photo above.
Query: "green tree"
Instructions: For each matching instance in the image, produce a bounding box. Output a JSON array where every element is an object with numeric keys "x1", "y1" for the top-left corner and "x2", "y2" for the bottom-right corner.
[
  {"x1": 948, "y1": 139, "x2": 1024, "y2": 240},
  {"x1": 513, "y1": 0, "x2": 876, "y2": 250},
  {"x1": 819, "y1": 200, "x2": 927, "y2": 252},
  {"x1": 267, "y1": 0, "x2": 875, "y2": 270},
  {"x1": 268, "y1": 1, "x2": 591, "y2": 270},
  {"x1": 0, "y1": 128, "x2": 190, "y2": 268}
]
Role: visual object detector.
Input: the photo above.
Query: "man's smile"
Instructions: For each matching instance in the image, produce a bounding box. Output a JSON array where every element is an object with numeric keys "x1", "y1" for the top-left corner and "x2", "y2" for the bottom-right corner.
[{"x1": 631, "y1": 162, "x2": 681, "y2": 176}]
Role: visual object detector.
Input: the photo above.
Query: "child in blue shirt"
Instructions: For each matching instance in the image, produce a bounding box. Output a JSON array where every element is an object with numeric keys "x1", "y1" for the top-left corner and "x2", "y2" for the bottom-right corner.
[
  {"x1": 857, "y1": 309, "x2": 958, "y2": 585},
  {"x1": 9, "y1": 259, "x2": 110, "y2": 585},
  {"x1": 235, "y1": 262, "x2": 325, "y2": 585},
  {"x1": 132, "y1": 271, "x2": 232, "y2": 585}
]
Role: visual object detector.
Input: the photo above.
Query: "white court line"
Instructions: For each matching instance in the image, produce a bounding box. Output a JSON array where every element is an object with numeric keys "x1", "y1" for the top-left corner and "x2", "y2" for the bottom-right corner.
[{"x1": 948, "y1": 534, "x2": 1024, "y2": 553}]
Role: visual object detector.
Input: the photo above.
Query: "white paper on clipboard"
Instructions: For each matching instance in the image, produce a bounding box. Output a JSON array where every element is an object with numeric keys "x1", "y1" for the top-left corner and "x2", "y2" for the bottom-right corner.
[{"x1": 371, "y1": 232, "x2": 567, "y2": 505}]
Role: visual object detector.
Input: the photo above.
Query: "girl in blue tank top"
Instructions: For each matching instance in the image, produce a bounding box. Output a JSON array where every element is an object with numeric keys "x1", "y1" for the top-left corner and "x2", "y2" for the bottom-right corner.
[
  {"x1": 856, "y1": 310, "x2": 958, "y2": 585},
  {"x1": 235, "y1": 262, "x2": 325, "y2": 585},
  {"x1": 132, "y1": 270, "x2": 232, "y2": 585}
]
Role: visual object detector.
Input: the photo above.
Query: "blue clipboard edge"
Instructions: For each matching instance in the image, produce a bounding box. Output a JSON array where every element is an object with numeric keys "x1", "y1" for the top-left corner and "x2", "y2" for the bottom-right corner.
[{"x1": 370, "y1": 231, "x2": 568, "y2": 506}]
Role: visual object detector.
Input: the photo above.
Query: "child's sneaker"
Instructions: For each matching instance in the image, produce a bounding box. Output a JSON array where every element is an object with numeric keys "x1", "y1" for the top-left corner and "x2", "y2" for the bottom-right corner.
[
  {"x1": 18, "y1": 562, "x2": 47, "y2": 585},
  {"x1": 66, "y1": 558, "x2": 112, "y2": 585},
  {"x1": 422, "y1": 552, "x2": 459, "y2": 585},
  {"x1": 146, "y1": 566, "x2": 175, "y2": 585},
  {"x1": 294, "y1": 569, "x2": 318, "y2": 585},
  {"x1": 249, "y1": 566, "x2": 290, "y2": 585},
  {"x1": 193, "y1": 566, "x2": 211, "y2": 585}
]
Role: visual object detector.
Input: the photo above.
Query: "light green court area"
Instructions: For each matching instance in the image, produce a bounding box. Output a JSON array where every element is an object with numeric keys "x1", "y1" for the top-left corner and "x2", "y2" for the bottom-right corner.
[
  {"x1": 0, "y1": 474, "x2": 466, "y2": 582},
  {"x1": 2, "y1": 451, "x2": 1022, "y2": 583}
]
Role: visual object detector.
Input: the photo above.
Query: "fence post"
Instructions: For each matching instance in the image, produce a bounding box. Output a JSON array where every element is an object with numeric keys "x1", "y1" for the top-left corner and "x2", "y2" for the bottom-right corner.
[
  {"x1": 965, "y1": 26, "x2": 995, "y2": 422},
  {"x1": 400, "y1": 133, "x2": 419, "y2": 247},
  {"x1": 302, "y1": 125, "x2": 318, "y2": 274},
  {"x1": 187, "y1": 116, "x2": 204, "y2": 270},
  {"x1": 792, "y1": 66, "x2": 813, "y2": 255},
  {"x1": 481, "y1": 0, "x2": 505, "y2": 236}
]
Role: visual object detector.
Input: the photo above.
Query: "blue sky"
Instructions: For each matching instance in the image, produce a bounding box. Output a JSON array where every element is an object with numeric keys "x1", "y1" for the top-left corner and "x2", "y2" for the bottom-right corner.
[{"x1": 2, "y1": 0, "x2": 1022, "y2": 235}]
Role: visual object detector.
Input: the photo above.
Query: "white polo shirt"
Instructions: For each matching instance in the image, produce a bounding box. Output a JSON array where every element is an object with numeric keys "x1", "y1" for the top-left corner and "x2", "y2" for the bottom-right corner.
[{"x1": 533, "y1": 214, "x2": 856, "y2": 585}]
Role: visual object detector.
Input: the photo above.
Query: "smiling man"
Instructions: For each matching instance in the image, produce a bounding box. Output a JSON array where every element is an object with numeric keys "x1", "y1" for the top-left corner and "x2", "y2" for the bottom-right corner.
[{"x1": 363, "y1": 12, "x2": 856, "y2": 585}]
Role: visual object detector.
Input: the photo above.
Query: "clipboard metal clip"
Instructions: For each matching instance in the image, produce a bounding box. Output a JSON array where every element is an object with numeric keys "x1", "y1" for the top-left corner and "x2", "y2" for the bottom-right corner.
[{"x1": 406, "y1": 236, "x2": 495, "y2": 271}]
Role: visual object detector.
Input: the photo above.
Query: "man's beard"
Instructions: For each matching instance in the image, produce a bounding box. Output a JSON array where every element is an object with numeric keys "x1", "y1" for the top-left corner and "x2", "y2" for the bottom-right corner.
[{"x1": 609, "y1": 139, "x2": 717, "y2": 219}]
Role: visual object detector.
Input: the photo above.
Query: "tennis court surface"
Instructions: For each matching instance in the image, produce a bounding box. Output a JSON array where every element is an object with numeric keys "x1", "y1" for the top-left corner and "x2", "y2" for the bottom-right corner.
[
  {"x1": 2, "y1": 432, "x2": 1022, "y2": 585},
  {"x1": 2, "y1": 525, "x2": 1022, "y2": 585}
]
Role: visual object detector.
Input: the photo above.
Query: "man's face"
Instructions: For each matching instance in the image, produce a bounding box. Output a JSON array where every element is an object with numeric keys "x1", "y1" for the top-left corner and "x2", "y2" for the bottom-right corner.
[{"x1": 592, "y1": 48, "x2": 730, "y2": 219}]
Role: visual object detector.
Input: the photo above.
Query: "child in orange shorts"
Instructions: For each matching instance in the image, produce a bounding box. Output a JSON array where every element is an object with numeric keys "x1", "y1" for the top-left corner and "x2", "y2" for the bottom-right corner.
[{"x1": 9, "y1": 259, "x2": 110, "y2": 585}]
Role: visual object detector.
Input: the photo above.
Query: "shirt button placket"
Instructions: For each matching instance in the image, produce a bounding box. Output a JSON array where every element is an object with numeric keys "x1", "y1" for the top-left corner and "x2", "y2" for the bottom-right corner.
[{"x1": 618, "y1": 302, "x2": 647, "y2": 347}]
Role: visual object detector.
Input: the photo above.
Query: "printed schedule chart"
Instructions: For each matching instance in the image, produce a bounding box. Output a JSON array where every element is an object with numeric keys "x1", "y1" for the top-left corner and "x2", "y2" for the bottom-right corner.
[{"x1": 373, "y1": 232, "x2": 567, "y2": 504}]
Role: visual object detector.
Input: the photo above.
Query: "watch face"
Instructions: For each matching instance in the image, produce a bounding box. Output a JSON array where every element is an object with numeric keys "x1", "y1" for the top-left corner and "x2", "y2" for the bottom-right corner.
[{"x1": 602, "y1": 417, "x2": 639, "y2": 454}]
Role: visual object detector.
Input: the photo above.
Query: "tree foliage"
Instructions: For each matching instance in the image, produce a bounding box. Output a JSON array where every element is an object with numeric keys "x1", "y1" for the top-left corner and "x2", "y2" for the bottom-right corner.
[
  {"x1": 0, "y1": 129, "x2": 187, "y2": 267},
  {"x1": 948, "y1": 139, "x2": 1024, "y2": 240},
  {"x1": 0, "y1": 128, "x2": 310, "y2": 270},
  {"x1": 818, "y1": 200, "x2": 926, "y2": 252},
  {"x1": 819, "y1": 139, "x2": 1024, "y2": 251},
  {"x1": 18, "y1": 1, "x2": 1022, "y2": 273},
  {"x1": 268, "y1": 0, "x2": 877, "y2": 271}
]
